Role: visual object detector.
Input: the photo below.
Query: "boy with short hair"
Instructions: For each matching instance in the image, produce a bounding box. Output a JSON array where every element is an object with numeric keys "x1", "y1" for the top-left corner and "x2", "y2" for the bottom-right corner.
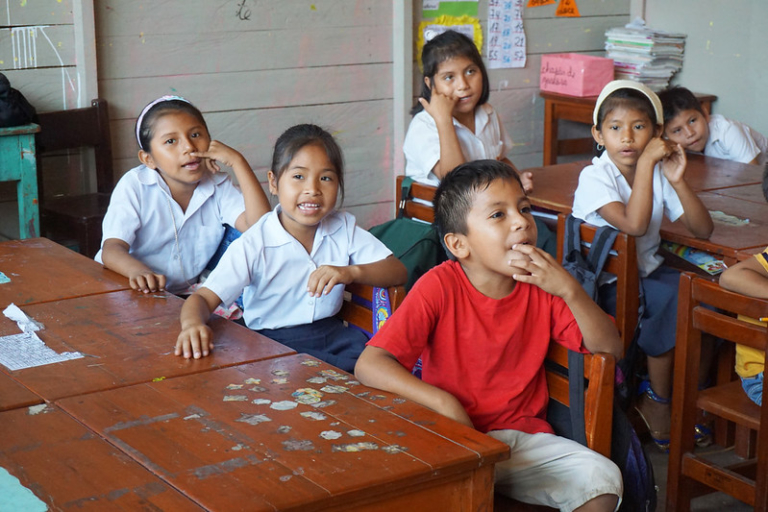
[
  {"x1": 659, "y1": 86, "x2": 768, "y2": 165},
  {"x1": 355, "y1": 160, "x2": 623, "y2": 512}
]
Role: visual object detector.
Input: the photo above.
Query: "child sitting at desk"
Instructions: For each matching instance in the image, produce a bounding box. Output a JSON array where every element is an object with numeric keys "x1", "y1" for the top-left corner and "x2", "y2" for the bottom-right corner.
[
  {"x1": 176, "y1": 124, "x2": 407, "y2": 371},
  {"x1": 96, "y1": 95, "x2": 270, "y2": 295},
  {"x1": 572, "y1": 80, "x2": 714, "y2": 452},
  {"x1": 659, "y1": 86, "x2": 768, "y2": 165},
  {"x1": 356, "y1": 160, "x2": 623, "y2": 511}
]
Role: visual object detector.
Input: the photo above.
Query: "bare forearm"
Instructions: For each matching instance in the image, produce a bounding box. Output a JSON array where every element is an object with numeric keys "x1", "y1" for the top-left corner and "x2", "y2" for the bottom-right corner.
[
  {"x1": 230, "y1": 157, "x2": 270, "y2": 229},
  {"x1": 101, "y1": 241, "x2": 152, "y2": 278},
  {"x1": 348, "y1": 256, "x2": 408, "y2": 287},
  {"x1": 432, "y1": 119, "x2": 465, "y2": 179},
  {"x1": 672, "y1": 181, "x2": 713, "y2": 239},
  {"x1": 180, "y1": 293, "x2": 216, "y2": 330},
  {"x1": 720, "y1": 266, "x2": 768, "y2": 299},
  {"x1": 562, "y1": 286, "x2": 622, "y2": 358}
]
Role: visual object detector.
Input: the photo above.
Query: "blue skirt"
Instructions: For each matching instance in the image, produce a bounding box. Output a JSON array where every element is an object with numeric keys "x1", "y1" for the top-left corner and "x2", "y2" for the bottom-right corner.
[{"x1": 257, "y1": 317, "x2": 369, "y2": 373}]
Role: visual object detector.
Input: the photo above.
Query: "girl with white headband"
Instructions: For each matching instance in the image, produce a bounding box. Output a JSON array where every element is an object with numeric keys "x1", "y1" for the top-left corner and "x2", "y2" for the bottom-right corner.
[{"x1": 95, "y1": 95, "x2": 270, "y2": 295}]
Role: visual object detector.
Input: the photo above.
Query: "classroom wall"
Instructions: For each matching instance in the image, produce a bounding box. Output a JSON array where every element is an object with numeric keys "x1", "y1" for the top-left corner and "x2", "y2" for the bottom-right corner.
[
  {"x1": 641, "y1": 0, "x2": 768, "y2": 135},
  {"x1": 412, "y1": 0, "x2": 630, "y2": 171}
]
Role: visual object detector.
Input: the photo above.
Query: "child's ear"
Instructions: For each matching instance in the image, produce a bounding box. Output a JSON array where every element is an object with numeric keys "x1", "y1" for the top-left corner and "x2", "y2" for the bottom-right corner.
[
  {"x1": 591, "y1": 125, "x2": 604, "y2": 145},
  {"x1": 443, "y1": 232, "x2": 469, "y2": 260},
  {"x1": 267, "y1": 171, "x2": 279, "y2": 195},
  {"x1": 138, "y1": 150, "x2": 155, "y2": 170},
  {"x1": 424, "y1": 76, "x2": 432, "y2": 91}
]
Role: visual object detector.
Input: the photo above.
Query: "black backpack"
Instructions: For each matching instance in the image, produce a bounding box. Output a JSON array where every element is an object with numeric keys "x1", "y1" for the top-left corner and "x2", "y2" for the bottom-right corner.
[
  {"x1": 557, "y1": 214, "x2": 657, "y2": 512},
  {"x1": 0, "y1": 73, "x2": 36, "y2": 127}
]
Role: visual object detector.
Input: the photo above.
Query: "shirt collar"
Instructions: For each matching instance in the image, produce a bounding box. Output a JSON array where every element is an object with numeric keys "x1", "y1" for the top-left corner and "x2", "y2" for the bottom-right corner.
[
  {"x1": 263, "y1": 204, "x2": 344, "y2": 248},
  {"x1": 451, "y1": 103, "x2": 491, "y2": 133},
  {"x1": 136, "y1": 164, "x2": 223, "y2": 197}
]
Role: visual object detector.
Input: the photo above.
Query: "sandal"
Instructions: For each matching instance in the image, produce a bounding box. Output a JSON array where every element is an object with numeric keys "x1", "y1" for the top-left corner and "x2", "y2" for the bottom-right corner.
[{"x1": 634, "y1": 381, "x2": 671, "y2": 453}]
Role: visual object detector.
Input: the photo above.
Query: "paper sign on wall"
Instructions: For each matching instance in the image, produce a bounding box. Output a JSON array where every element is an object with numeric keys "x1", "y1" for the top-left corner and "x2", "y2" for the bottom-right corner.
[
  {"x1": 527, "y1": 0, "x2": 556, "y2": 6},
  {"x1": 423, "y1": 0, "x2": 479, "y2": 17},
  {"x1": 487, "y1": 0, "x2": 527, "y2": 69},
  {"x1": 417, "y1": 15, "x2": 483, "y2": 70},
  {"x1": 556, "y1": 0, "x2": 581, "y2": 17}
]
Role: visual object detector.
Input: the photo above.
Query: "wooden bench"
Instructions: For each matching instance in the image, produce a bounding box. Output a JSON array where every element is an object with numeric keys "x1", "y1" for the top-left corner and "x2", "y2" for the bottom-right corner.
[{"x1": 395, "y1": 174, "x2": 436, "y2": 223}]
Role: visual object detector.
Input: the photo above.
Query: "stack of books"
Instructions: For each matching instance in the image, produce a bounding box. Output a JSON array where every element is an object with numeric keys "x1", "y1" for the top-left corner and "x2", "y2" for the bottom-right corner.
[{"x1": 605, "y1": 18, "x2": 686, "y2": 92}]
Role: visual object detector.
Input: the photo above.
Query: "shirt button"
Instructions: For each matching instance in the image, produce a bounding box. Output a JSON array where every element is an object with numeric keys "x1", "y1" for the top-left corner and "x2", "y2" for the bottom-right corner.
[{"x1": 307, "y1": 300, "x2": 314, "y2": 305}]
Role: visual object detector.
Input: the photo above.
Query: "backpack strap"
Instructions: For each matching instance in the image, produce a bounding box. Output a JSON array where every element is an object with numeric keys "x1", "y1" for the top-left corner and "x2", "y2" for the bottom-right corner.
[
  {"x1": 397, "y1": 177, "x2": 414, "y2": 220},
  {"x1": 586, "y1": 224, "x2": 619, "y2": 277},
  {"x1": 568, "y1": 349, "x2": 588, "y2": 447},
  {"x1": 563, "y1": 214, "x2": 582, "y2": 264}
]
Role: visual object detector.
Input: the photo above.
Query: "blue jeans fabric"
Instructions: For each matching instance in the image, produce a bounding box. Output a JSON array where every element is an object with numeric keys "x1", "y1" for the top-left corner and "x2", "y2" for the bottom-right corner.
[{"x1": 741, "y1": 371, "x2": 763, "y2": 406}]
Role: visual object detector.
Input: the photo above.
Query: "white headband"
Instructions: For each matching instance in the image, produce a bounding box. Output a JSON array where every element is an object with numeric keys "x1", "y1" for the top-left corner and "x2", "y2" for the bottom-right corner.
[
  {"x1": 135, "y1": 95, "x2": 192, "y2": 149},
  {"x1": 593, "y1": 80, "x2": 663, "y2": 126}
]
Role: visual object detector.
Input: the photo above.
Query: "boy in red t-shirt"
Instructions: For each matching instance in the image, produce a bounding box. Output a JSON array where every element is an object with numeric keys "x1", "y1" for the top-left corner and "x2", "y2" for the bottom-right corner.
[{"x1": 355, "y1": 160, "x2": 623, "y2": 512}]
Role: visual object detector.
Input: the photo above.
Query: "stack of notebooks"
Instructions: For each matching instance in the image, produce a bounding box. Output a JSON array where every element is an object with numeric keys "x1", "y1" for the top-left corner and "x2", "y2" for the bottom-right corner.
[{"x1": 605, "y1": 18, "x2": 686, "y2": 92}]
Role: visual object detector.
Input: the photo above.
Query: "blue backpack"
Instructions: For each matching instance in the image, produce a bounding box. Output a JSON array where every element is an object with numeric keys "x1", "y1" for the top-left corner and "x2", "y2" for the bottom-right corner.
[{"x1": 558, "y1": 214, "x2": 657, "y2": 512}]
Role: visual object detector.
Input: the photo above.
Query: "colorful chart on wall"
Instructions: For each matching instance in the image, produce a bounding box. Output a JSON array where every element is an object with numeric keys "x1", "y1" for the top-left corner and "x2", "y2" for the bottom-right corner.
[
  {"x1": 417, "y1": 15, "x2": 483, "y2": 70},
  {"x1": 487, "y1": 0, "x2": 527, "y2": 69},
  {"x1": 422, "y1": 0, "x2": 479, "y2": 17}
]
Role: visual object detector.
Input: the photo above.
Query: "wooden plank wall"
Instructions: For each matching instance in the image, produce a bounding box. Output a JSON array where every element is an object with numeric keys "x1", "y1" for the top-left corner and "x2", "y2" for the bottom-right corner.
[
  {"x1": 95, "y1": 0, "x2": 394, "y2": 228},
  {"x1": 413, "y1": 1, "x2": 629, "y2": 170}
]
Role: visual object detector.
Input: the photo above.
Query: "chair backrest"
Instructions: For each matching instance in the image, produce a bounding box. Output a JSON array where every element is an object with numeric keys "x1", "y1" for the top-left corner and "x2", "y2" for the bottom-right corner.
[
  {"x1": 395, "y1": 175, "x2": 436, "y2": 223},
  {"x1": 545, "y1": 343, "x2": 614, "y2": 458},
  {"x1": 556, "y1": 214, "x2": 640, "y2": 355},
  {"x1": 668, "y1": 272, "x2": 768, "y2": 510},
  {"x1": 339, "y1": 283, "x2": 405, "y2": 335},
  {"x1": 35, "y1": 98, "x2": 113, "y2": 198}
]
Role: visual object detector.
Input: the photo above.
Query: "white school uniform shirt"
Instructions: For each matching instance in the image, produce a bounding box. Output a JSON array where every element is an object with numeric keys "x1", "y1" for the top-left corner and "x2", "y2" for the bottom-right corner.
[
  {"x1": 202, "y1": 206, "x2": 393, "y2": 331},
  {"x1": 403, "y1": 103, "x2": 513, "y2": 186},
  {"x1": 704, "y1": 114, "x2": 768, "y2": 164},
  {"x1": 571, "y1": 151, "x2": 685, "y2": 278},
  {"x1": 95, "y1": 164, "x2": 244, "y2": 293}
]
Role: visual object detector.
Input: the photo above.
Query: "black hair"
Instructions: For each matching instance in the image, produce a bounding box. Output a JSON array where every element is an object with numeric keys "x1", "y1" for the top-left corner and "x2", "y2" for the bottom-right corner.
[
  {"x1": 434, "y1": 159, "x2": 523, "y2": 257},
  {"x1": 136, "y1": 99, "x2": 208, "y2": 152},
  {"x1": 658, "y1": 86, "x2": 705, "y2": 125},
  {"x1": 270, "y1": 123, "x2": 345, "y2": 203},
  {"x1": 410, "y1": 30, "x2": 490, "y2": 116}
]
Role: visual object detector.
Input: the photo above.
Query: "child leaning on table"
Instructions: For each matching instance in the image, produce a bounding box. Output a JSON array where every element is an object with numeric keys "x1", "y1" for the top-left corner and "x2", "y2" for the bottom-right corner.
[
  {"x1": 96, "y1": 95, "x2": 270, "y2": 295},
  {"x1": 659, "y1": 86, "x2": 768, "y2": 165},
  {"x1": 355, "y1": 160, "x2": 623, "y2": 512},
  {"x1": 176, "y1": 124, "x2": 407, "y2": 372},
  {"x1": 572, "y1": 80, "x2": 714, "y2": 453}
]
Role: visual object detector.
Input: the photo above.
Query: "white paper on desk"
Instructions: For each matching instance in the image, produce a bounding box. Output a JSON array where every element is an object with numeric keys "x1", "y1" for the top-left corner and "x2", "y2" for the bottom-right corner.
[
  {"x1": 3, "y1": 303, "x2": 44, "y2": 333},
  {"x1": 0, "y1": 331, "x2": 83, "y2": 371}
]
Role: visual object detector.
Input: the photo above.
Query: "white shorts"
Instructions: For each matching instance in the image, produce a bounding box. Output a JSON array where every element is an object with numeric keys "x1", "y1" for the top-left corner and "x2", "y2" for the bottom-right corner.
[{"x1": 488, "y1": 430, "x2": 622, "y2": 512}]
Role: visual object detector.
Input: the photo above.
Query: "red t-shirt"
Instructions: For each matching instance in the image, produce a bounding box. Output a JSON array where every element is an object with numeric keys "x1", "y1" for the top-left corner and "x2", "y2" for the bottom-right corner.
[{"x1": 368, "y1": 260, "x2": 586, "y2": 434}]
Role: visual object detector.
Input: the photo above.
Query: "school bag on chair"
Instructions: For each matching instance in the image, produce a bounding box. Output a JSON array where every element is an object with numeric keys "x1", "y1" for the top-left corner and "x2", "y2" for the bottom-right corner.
[
  {"x1": 0, "y1": 73, "x2": 36, "y2": 127},
  {"x1": 555, "y1": 214, "x2": 657, "y2": 512},
  {"x1": 369, "y1": 177, "x2": 447, "y2": 291}
]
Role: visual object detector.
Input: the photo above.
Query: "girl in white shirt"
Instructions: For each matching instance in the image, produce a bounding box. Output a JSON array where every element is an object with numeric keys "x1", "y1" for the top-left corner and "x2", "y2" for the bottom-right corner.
[
  {"x1": 176, "y1": 124, "x2": 407, "y2": 371},
  {"x1": 97, "y1": 95, "x2": 270, "y2": 294}
]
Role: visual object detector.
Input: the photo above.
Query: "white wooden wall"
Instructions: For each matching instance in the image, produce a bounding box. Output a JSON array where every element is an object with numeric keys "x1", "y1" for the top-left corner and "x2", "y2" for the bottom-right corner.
[{"x1": 96, "y1": 0, "x2": 394, "y2": 228}]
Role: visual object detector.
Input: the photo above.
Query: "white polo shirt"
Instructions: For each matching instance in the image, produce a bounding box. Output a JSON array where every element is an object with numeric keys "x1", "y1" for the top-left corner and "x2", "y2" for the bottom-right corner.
[
  {"x1": 403, "y1": 103, "x2": 513, "y2": 186},
  {"x1": 95, "y1": 164, "x2": 244, "y2": 293},
  {"x1": 203, "y1": 206, "x2": 393, "y2": 331},
  {"x1": 572, "y1": 152, "x2": 684, "y2": 277},
  {"x1": 705, "y1": 114, "x2": 768, "y2": 164}
]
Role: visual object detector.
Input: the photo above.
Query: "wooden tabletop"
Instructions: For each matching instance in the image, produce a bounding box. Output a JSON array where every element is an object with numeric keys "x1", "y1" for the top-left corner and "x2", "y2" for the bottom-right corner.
[
  {"x1": 710, "y1": 183, "x2": 767, "y2": 205},
  {"x1": 0, "y1": 404, "x2": 202, "y2": 511},
  {"x1": 0, "y1": 369, "x2": 41, "y2": 412},
  {"x1": 0, "y1": 290, "x2": 294, "y2": 401},
  {"x1": 0, "y1": 238, "x2": 129, "y2": 307},
  {"x1": 57, "y1": 354, "x2": 510, "y2": 511}
]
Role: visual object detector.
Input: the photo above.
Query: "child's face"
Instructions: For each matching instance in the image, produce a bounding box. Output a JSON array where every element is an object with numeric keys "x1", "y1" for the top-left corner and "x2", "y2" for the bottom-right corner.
[
  {"x1": 593, "y1": 106, "x2": 659, "y2": 175},
  {"x1": 268, "y1": 143, "x2": 339, "y2": 236},
  {"x1": 663, "y1": 108, "x2": 709, "y2": 152},
  {"x1": 428, "y1": 55, "x2": 483, "y2": 118},
  {"x1": 139, "y1": 111, "x2": 211, "y2": 190},
  {"x1": 457, "y1": 177, "x2": 537, "y2": 279}
]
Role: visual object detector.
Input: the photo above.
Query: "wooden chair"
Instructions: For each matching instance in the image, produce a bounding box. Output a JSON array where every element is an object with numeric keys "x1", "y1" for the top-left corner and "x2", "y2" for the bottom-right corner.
[
  {"x1": 395, "y1": 174, "x2": 436, "y2": 223},
  {"x1": 338, "y1": 282, "x2": 405, "y2": 335},
  {"x1": 495, "y1": 344, "x2": 616, "y2": 511},
  {"x1": 667, "y1": 272, "x2": 768, "y2": 511},
  {"x1": 36, "y1": 99, "x2": 113, "y2": 258},
  {"x1": 556, "y1": 213, "x2": 640, "y2": 355}
]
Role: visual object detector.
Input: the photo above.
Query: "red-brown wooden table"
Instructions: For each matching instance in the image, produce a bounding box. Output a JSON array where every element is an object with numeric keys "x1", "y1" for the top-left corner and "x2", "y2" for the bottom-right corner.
[
  {"x1": 0, "y1": 404, "x2": 202, "y2": 511},
  {"x1": 0, "y1": 370, "x2": 41, "y2": 411},
  {"x1": 0, "y1": 237, "x2": 129, "y2": 307},
  {"x1": 57, "y1": 354, "x2": 510, "y2": 512},
  {"x1": 0, "y1": 290, "x2": 294, "y2": 401}
]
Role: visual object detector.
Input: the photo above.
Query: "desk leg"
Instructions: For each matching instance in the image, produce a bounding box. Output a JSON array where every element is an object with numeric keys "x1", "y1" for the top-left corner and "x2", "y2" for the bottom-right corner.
[
  {"x1": 18, "y1": 145, "x2": 39, "y2": 239},
  {"x1": 543, "y1": 100, "x2": 557, "y2": 166}
]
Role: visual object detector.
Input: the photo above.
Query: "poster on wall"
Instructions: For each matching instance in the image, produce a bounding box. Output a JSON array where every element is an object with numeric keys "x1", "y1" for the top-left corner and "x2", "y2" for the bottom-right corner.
[
  {"x1": 487, "y1": 0, "x2": 527, "y2": 69},
  {"x1": 417, "y1": 15, "x2": 483, "y2": 69},
  {"x1": 422, "y1": 0, "x2": 479, "y2": 17}
]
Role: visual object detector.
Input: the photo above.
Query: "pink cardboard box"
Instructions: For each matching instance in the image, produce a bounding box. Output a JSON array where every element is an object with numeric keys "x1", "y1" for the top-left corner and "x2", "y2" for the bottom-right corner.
[{"x1": 540, "y1": 53, "x2": 614, "y2": 97}]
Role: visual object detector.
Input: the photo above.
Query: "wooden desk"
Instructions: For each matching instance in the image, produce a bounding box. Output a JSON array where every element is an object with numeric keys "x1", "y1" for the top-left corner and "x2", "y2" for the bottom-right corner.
[
  {"x1": 58, "y1": 354, "x2": 510, "y2": 511},
  {"x1": 711, "y1": 182, "x2": 767, "y2": 205},
  {"x1": 526, "y1": 153, "x2": 764, "y2": 215},
  {"x1": 0, "y1": 123, "x2": 41, "y2": 238},
  {"x1": 0, "y1": 370, "x2": 41, "y2": 411},
  {"x1": 541, "y1": 91, "x2": 717, "y2": 165},
  {"x1": 0, "y1": 290, "x2": 294, "y2": 401},
  {"x1": 0, "y1": 237, "x2": 129, "y2": 307},
  {"x1": 0, "y1": 404, "x2": 202, "y2": 511}
]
